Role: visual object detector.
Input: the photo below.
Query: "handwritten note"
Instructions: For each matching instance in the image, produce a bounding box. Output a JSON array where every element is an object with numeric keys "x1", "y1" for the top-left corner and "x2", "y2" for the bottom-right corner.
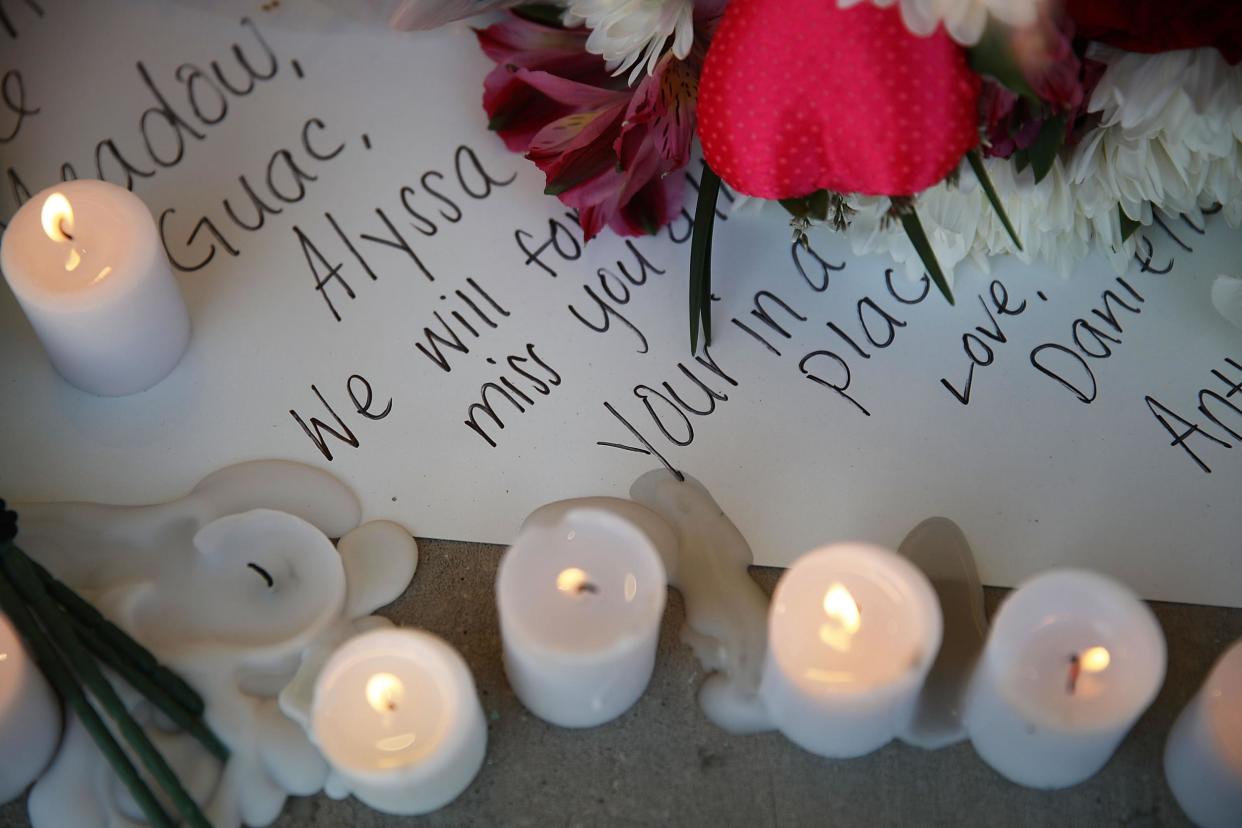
[{"x1": 2, "y1": 0, "x2": 1239, "y2": 606}]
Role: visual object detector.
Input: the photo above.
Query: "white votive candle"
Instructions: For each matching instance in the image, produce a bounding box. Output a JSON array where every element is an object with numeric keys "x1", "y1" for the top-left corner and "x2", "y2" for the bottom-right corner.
[
  {"x1": 311, "y1": 628, "x2": 486, "y2": 815},
  {"x1": 964, "y1": 569, "x2": 1166, "y2": 789},
  {"x1": 1164, "y1": 639, "x2": 1242, "y2": 827},
  {"x1": 759, "y1": 543, "x2": 942, "y2": 758},
  {"x1": 0, "y1": 180, "x2": 190, "y2": 396},
  {"x1": 497, "y1": 505, "x2": 667, "y2": 727},
  {"x1": 0, "y1": 611, "x2": 62, "y2": 804}
]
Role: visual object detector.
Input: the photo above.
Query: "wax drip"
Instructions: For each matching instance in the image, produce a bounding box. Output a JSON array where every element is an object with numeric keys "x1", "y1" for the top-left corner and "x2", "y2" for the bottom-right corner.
[
  {"x1": 631, "y1": 471, "x2": 774, "y2": 734},
  {"x1": 895, "y1": 517, "x2": 988, "y2": 749},
  {"x1": 524, "y1": 487, "x2": 985, "y2": 743},
  {"x1": 15, "y1": 460, "x2": 420, "y2": 828}
]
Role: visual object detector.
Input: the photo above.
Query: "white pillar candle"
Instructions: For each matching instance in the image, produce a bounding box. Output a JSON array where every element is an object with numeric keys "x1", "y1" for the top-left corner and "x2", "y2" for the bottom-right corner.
[
  {"x1": 0, "y1": 611, "x2": 62, "y2": 804},
  {"x1": 759, "y1": 543, "x2": 942, "y2": 758},
  {"x1": 497, "y1": 505, "x2": 667, "y2": 728},
  {"x1": 964, "y1": 569, "x2": 1166, "y2": 789},
  {"x1": 0, "y1": 180, "x2": 190, "y2": 396},
  {"x1": 1164, "y1": 639, "x2": 1242, "y2": 827},
  {"x1": 311, "y1": 627, "x2": 485, "y2": 816}
]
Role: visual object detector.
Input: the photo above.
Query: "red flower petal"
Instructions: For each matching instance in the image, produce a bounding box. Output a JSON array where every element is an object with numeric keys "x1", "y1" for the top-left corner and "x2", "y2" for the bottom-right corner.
[{"x1": 483, "y1": 66, "x2": 577, "y2": 152}]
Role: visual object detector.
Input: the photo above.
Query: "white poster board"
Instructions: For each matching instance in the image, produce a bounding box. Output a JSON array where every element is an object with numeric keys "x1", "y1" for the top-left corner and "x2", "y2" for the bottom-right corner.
[{"x1": 2, "y1": 0, "x2": 1240, "y2": 606}]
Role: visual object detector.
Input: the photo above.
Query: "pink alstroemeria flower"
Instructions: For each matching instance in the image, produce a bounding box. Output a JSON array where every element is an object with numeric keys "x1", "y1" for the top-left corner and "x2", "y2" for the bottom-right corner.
[
  {"x1": 981, "y1": 14, "x2": 1104, "y2": 160},
  {"x1": 477, "y1": 14, "x2": 698, "y2": 240}
]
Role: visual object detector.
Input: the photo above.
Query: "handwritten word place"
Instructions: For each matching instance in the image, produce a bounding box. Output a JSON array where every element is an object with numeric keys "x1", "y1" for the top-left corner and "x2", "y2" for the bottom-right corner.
[{"x1": 297, "y1": 144, "x2": 514, "y2": 321}]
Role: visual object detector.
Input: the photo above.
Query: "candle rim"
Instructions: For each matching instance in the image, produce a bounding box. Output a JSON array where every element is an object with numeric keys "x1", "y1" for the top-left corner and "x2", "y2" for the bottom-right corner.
[
  {"x1": 766, "y1": 542, "x2": 943, "y2": 696},
  {"x1": 311, "y1": 627, "x2": 480, "y2": 781},
  {"x1": 0, "y1": 180, "x2": 170, "y2": 311},
  {"x1": 135, "y1": 508, "x2": 348, "y2": 656},
  {"x1": 496, "y1": 507, "x2": 667, "y2": 657},
  {"x1": 983, "y1": 568, "x2": 1167, "y2": 728}
]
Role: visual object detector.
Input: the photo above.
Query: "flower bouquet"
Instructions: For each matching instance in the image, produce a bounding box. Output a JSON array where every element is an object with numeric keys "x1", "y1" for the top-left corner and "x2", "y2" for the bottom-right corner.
[{"x1": 390, "y1": 0, "x2": 1241, "y2": 347}]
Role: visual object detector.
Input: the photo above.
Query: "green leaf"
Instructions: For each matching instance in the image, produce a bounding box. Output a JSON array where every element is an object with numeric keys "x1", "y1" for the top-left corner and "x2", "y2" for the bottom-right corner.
[
  {"x1": 1013, "y1": 150, "x2": 1030, "y2": 173},
  {"x1": 967, "y1": 19, "x2": 1038, "y2": 100},
  {"x1": 896, "y1": 204, "x2": 954, "y2": 306},
  {"x1": 1028, "y1": 115, "x2": 1066, "y2": 184},
  {"x1": 780, "y1": 190, "x2": 829, "y2": 222},
  {"x1": 966, "y1": 149, "x2": 1022, "y2": 251},
  {"x1": 689, "y1": 165, "x2": 723, "y2": 354},
  {"x1": 512, "y1": 4, "x2": 566, "y2": 26},
  {"x1": 1119, "y1": 211, "x2": 1141, "y2": 242}
]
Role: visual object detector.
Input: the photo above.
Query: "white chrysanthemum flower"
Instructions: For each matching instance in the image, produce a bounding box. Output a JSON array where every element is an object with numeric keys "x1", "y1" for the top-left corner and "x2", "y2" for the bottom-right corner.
[
  {"x1": 846, "y1": 156, "x2": 1088, "y2": 283},
  {"x1": 565, "y1": 0, "x2": 695, "y2": 84},
  {"x1": 831, "y1": 45, "x2": 1242, "y2": 286},
  {"x1": 725, "y1": 46, "x2": 1239, "y2": 287},
  {"x1": 976, "y1": 158, "x2": 1093, "y2": 275},
  {"x1": 1068, "y1": 46, "x2": 1242, "y2": 268},
  {"x1": 847, "y1": 188, "x2": 982, "y2": 286},
  {"x1": 837, "y1": 0, "x2": 1041, "y2": 45}
]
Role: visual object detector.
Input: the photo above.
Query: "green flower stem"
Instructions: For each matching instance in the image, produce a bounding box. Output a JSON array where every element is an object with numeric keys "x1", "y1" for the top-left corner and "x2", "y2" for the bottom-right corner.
[
  {"x1": 0, "y1": 547, "x2": 211, "y2": 828},
  {"x1": 29, "y1": 553, "x2": 205, "y2": 716},
  {"x1": 71, "y1": 615, "x2": 230, "y2": 762},
  {"x1": 0, "y1": 554, "x2": 174, "y2": 828},
  {"x1": 689, "y1": 164, "x2": 722, "y2": 353}
]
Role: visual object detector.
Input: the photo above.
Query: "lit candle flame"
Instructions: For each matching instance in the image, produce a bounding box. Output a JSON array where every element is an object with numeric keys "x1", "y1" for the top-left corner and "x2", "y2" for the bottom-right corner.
[
  {"x1": 365, "y1": 672, "x2": 404, "y2": 713},
  {"x1": 41, "y1": 193, "x2": 75, "y2": 243},
  {"x1": 557, "y1": 567, "x2": 597, "y2": 595},
  {"x1": 819, "y1": 582, "x2": 861, "y2": 652},
  {"x1": 1080, "y1": 646, "x2": 1110, "y2": 673},
  {"x1": 1067, "y1": 646, "x2": 1111, "y2": 694}
]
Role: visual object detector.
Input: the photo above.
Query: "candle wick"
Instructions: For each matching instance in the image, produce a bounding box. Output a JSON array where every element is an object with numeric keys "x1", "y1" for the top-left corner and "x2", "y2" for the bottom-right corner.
[
  {"x1": 577, "y1": 581, "x2": 599, "y2": 595},
  {"x1": 1067, "y1": 654, "x2": 1081, "y2": 695},
  {"x1": 59, "y1": 218, "x2": 73, "y2": 241},
  {"x1": 247, "y1": 562, "x2": 275, "y2": 589}
]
